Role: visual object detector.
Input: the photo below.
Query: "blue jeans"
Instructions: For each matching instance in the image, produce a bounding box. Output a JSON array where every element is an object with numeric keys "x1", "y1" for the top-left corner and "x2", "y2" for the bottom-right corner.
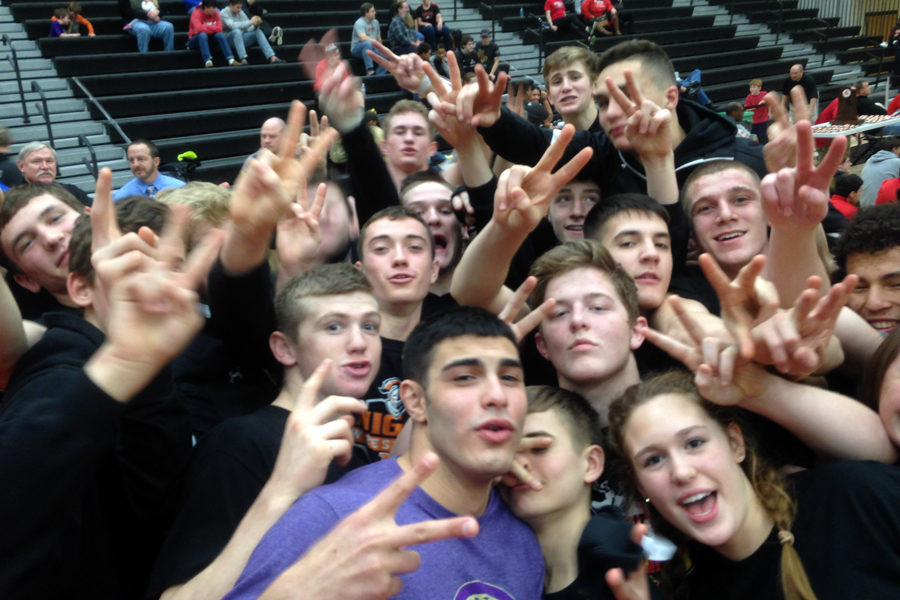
[
  {"x1": 351, "y1": 40, "x2": 387, "y2": 73},
  {"x1": 129, "y1": 19, "x2": 174, "y2": 53},
  {"x1": 227, "y1": 28, "x2": 274, "y2": 60},
  {"x1": 419, "y1": 24, "x2": 452, "y2": 49},
  {"x1": 188, "y1": 31, "x2": 234, "y2": 62}
]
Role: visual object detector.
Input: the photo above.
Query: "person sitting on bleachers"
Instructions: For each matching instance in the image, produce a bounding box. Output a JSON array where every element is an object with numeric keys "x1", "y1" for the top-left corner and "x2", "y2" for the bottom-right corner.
[
  {"x1": 544, "y1": 0, "x2": 587, "y2": 38},
  {"x1": 455, "y1": 35, "x2": 479, "y2": 76},
  {"x1": 66, "y1": 2, "x2": 95, "y2": 36},
  {"x1": 582, "y1": 0, "x2": 619, "y2": 37},
  {"x1": 414, "y1": 0, "x2": 453, "y2": 52},
  {"x1": 188, "y1": 0, "x2": 238, "y2": 68},
  {"x1": 118, "y1": 0, "x2": 175, "y2": 53},
  {"x1": 724, "y1": 102, "x2": 754, "y2": 140},
  {"x1": 49, "y1": 7, "x2": 80, "y2": 38},
  {"x1": 16, "y1": 141, "x2": 91, "y2": 206},
  {"x1": 351, "y1": 2, "x2": 386, "y2": 76},
  {"x1": 220, "y1": 0, "x2": 283, "y2": 64},
  {"x1": 387, "y1": 0, "x2": 421, "y2": 55},
  {"x1": 113, "y1": 139, "x2": 186, "y2": 200},
  {"x1": 429, "y1": 43, "x2": 449, "y2": 78},
  {"x1": 830, "y1": 173, "x2": 862, "y2": 219},
  {"x1": 816, "y1": 80, "x2": 886, "y2": 125}
]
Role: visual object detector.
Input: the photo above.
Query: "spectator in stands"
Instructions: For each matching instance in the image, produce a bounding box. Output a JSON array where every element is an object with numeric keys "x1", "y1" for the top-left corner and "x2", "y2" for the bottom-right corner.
[
  {"x1": 49, "y1": 7, "x2": 80, "y2": 37},
  {"x1": 430, "y1": 43, "x2": 449, "y2": 78},
  {"x1": 0, "y1": 125, "x2": 25, "y2": 189},
  {"x1": 221, "y1": 0, "x2": 283, "y2": 65},
  {"x1": 525, "y1": 86, "x2": 553, "y2": 127},
  {"x1": 877, "y1": 176, "x2": 900, "y2": 206},
  {"x1": 860, "y1": 137, "x2": 900, "y2": 207},
  {"x1": 66, "y1": 2, "x2": 95, "y2": 36},
  {"x1": 119, "y1": 0, "x2": 175, "y2": 53},
  {"x1": 744, "y1": 78, "x2": 769, "y2": 144},
  {"x1": 544, "y1": 0, "x2": 587, "y2": 38},
  {"x1": 676, "y1": 68, "x2": 712, "y2": 108},
  {"x1": 351, "y1": 2, "x2": 386, "y2": 76},
  {"x1": 830, "y1": 173, "x2": 862, "y2": 219},
  {"x1": 16, "y1": 142, "x2": 91, "y2": 205},
  {"x1": 244, "y1": 0, "x2": 281, "y2": 45},
  {"x1": 114, "y1": 139, "x2": 186, "y2": 200},
  {"x1": 188, "y1": 0, "x2": 238, "y2": 68},
  {"x1": 817, "y1": 80, "x2": 886, "y2": 126},
  {"x1": 781, "y1": 63, "x2": 818, "y2": 119},
  {"x1": 456, "y1": 35, "x2": 479, "y2": 75},
  {"x1": 724, "y1": 102, "x2": 753, "y2": 140},
  {"x1": 243, "y1": 117, "x2": 286, "y2": 166},
  {"x1": 476, "y1": 29, "x2": 503, "y2": 80},
  {"x1": 611, "y1": 0, "x2": 633, "y2": 34},
  {"x1": 414, "y1": 0, "x2": 453, "y2": 52},
  {"x1": 582, "y1": 0, "x2": 619, "y2": 37},
  {"x1": 834, "y1": 203, "x2": 900, "y2": 335},
  {"x1": 314, "y1": 43, "x2": 345, "y2": 92},
  {"x1": 416, "y1": 41, "x2": 432, "y2": 62},
  {"x1": 387, "y1": 0, "x2": 421, "y2": 56}
]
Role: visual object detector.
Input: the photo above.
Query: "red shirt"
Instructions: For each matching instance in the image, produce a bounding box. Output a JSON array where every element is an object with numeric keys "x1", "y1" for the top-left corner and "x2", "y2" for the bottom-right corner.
[
  {"x1": 582, "y1": 0, "x2": 613, "y2": 19},
  {"x1": 744, "y1": 91, "x2": 769, "y2": 124},
  {"x1": 888, "y1": 92, "x2": 900, "y2": 115},
  {"x1": 829, "y1": 194, "x2": 858, "y2": 220},
  {"x1": 189, "y1": 7, "x2": 222, "y2": 37},
  {"x1": 545, "y1": 0, "x2": 567, "y2": 21},
  {"x1": 876, "y1": 177, "x2": 900, "y2": 206}
]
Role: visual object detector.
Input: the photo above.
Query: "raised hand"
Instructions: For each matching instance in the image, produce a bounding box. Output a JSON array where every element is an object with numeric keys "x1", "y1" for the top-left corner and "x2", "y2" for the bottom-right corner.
[
  {"x1": 760, "y1": 122, "x2": 847, "y2": 231},
  {"x1": 605, "y1": 69, "x2": 673, "y2": 161},
  {"x1": 264, "y1": 452, "x2": 479, "y2": 600},
  {"x1": 763, "y1": 86, "x2": 809, "y2": 173},
  {"x1": 368, "y1": 39, "x2": 429, "y2": 93},
  {"x1": 492, "y1": 124, "x2": 594, "y2": 233},
  {"x1": 275, "y1": 182, "x2": 326, "y2": 291},
  {"x1": 500, "y1": 434, "x2": 554, "y2": 491},
  {"x1": 606, "y1": 524, "x2": 652, "y2": 600},
  {"x1": 497, "y1": 275, "x2": 556, "y2": 343},
  {"x1": 455, "y1": 64, "x2": 509, "y2": 128},
  {"x1": 264, "y1": 360, "x2": 366, "y2": 503}
]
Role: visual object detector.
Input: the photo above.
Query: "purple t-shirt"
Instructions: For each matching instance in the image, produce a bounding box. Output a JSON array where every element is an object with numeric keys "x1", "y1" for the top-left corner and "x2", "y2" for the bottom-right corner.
[
  {"x1": 49, "y1": 19, "x2": 67, "y2": 37},
  {"x1": 224, "y1": 458, "x2": 545, "y2": 599}
]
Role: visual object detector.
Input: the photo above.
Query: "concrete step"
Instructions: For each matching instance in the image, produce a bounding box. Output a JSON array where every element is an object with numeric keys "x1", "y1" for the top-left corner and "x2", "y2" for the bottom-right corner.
[{"x1": 8, "y1": 121, "x2": 106, "y2": 142}]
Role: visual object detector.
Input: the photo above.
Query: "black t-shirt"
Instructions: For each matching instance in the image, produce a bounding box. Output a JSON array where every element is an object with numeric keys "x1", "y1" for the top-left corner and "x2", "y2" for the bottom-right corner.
[
  {"x1": 526, "y1": 101, "x2": 550, "y2": 126},
  {"x1": 414, "y1": 2, "x2": 440, "y2": 26},
  {"x1": 456, "y1": 48, "x2": 479, "y2": 74},
  {"x1": 476, "y1": 41, "x2": 499, "y2": 67},
  {"x1": 780, "y1": 72, "x2": 818, "y2": 101},
  {"x1": 680, "y1": 460, "x2": 900, "y2": 599},
  {"x1": 354, "y1": 336, "x2": 406, "y2": 462}
]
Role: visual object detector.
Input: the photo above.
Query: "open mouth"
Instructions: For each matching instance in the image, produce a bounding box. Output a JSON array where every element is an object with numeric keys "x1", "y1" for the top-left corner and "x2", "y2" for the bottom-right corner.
[
  {"x1": 868, "y1": 319, "x2": 899, "y2": 333},
  {"x1": 714, "y1": 231, "x2": 745, "y2": 242},
  {"x1": 389, "y1": 273, "x2": 414, "y2": 283},
  {"x1": 681, "y1": 491, "x2": 717, "y2": 521},
  {"x1": 477, "y1": 419, "x2": 513, "y2": 443},
  {"x1": 433, "y1": 233, "x2": 448, "y2": 252},
  {"x1": 343, "y1": 361, "x2": 372, "y2": 377}
]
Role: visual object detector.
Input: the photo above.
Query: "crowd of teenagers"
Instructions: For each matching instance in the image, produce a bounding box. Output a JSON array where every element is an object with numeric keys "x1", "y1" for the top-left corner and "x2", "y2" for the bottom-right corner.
[{"x1": 1, "y1": 32, "x2": 900, "y2": 600}]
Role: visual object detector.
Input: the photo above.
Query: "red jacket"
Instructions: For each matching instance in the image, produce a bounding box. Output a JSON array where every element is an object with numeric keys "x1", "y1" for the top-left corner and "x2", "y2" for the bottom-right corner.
[
  {"x1": 582, "y1": 0, "x2": 613, "y2": 19},
  {"x1": 876, "y1": 177, "x2": 900, "y2": 205},
  {"x1": 189, "y1": 7, "x2": 222, "y2": 37},
  {"x1": 829, "y1": 194, "x2": 858, "y2": 219},
  {"x1": 889, "y1": 92, "x2": 900, "y2": 115}
]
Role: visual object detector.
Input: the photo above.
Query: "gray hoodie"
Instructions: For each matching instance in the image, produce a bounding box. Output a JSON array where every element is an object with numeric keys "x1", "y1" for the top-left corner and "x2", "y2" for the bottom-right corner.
[{"x1": 861, "y1": 149, "x2": 900, "y2": 207}]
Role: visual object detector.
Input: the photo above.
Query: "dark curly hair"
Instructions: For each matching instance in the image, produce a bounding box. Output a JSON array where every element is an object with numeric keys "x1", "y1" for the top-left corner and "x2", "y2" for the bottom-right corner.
[{"x1": 832, "y1": 203, "x2": 900, "y2": 279}]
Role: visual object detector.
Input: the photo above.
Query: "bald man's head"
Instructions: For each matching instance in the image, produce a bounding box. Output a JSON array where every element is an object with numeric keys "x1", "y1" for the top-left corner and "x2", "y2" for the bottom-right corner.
[
  {"x1": 789, "y1": 64, "x2": 804, "y2": 81},
  {"x1": 260, "y1": 117, "x2": 286, "y2": 152}
]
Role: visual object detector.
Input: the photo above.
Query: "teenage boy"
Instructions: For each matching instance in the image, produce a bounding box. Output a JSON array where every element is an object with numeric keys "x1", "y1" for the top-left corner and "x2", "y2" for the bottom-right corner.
[
  {"x1": 222, "y1": 307, "x2": 544, "y2": 599},
  {"x1": 149, "y1": 263, "x2": 379, "y2": 599},
  {"x1": 459, "y1": 39, "x2": 766, "y2": 197},
  {"x1": 543, "y1": 46, "x2": 602, "y2": 132},
  {"x1": 0, "y1": 175, "x2": 219, "y2": 598}
]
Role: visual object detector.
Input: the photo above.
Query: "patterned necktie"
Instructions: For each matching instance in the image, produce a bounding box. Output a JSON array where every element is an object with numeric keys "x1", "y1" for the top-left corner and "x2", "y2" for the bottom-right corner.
[{"x1": 145, "y1": 184, "x2": 158, "y2": 198}]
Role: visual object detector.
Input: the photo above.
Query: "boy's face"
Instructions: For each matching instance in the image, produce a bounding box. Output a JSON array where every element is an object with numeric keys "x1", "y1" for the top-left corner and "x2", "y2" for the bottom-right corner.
[
  {"x1": 464, "y1": 40, "x2": 475, "y2": 52},
  {"x1": 596, "y1": 58, "x2": 674, "y2": 153},
  {"x1": 687, "y1": 168, "x2": 768, "y2": 278},
  {"x1": 380, "y1": 111, "x2": 436, "y2": 174},
  {"x1": 203, "y1": 6, "x2": 217, "y2": 16},
  {"x1": 547, "y1": 60, "x2": 599, "y2": 120},
  {"x1": 402, "y1": 181, "x2": 462, "y2": 273},
  {"x1": 436, "y1": 46, "x2": 446, "y2": 60},
  {"x1": 504, "y1": 408, "x2": 597, "y2": 523},
  {"x1": 845, "y1": 246, "x2": 900, "y2": 335},
  {"x1": 229, "y1": 3, "x2": 243, "y2": 14},
  {"x1": 293, "y1": 291, "x2": 382, "y2": 398},
  {"x1": 547, "y1": 181, "x2": 601, "y2": 242},
  {"x1": 411, "y1": 334, "x2": 526, "y2": 483},
  {"x1": 595, "y1": 211, "x2": 673, "y2": 312},
  {"x1": 0, "y1": 195, "x2": 81, "y2": 295},
  {"x1": 536, "y1": 267, "x2": 642, "y2": 389},
  {"x1": 359, "y1": 216, "x2": 438, "y2": 306},
  {"x1": 749, "y1": 84, "x2": 761, "y2": 95},
  {"x1": 60, "y1": 14, "x2": 72, "y2": 25}
]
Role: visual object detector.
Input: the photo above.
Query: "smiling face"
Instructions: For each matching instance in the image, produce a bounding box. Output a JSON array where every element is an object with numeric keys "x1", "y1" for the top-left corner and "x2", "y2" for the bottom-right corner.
[
  {"x1": 380, "y1": 111, "x2": 436, "y2": 175},
  {"x1": 596, "y1": 58, "x2": 675, "y2": 153},
  {"x1": 408, "y1": 334, "x2": 527, "y2": 483},
  {"x1": 359, "y1": 216, "x2": 438, "y2": 307},
  {"x1": 547, "y1": 60, "x2": 599, "y2": 122},
  {"x1": 293, "y1": 292, "x2": 382, "y2": 398},
  {"x1": 597, "y1": 211, "x2": 673, "y2": 312},
  {"x1": 17, "y1": 147, "x2": 57, "y2": 184},
  {"x1": 0, "y1": 194, "x2": 81, "y2": 295},
  {"x1": 127, "y1": 143, "x2": 160, "y2": 183},
  {"x1": 624, "y1": 393, "x2": 764, "y2": 559},
  {"x1": 687, "y1": 168, "x2": 768, "y2": 279},
  {"x1": 548, "y1": 181, "x2": 601, "y2": 242},
  {"x1": 504, "y1": 408, "x2": 599, "y2": 525},
  {"x1": 846, "y1": 247, "x2": 900, "y2": 335},
  {"x1": 536, "y1": 267, "x2": 643, "y2": 391},
  {"x1": 402, "y1": 181, "x2": 462, "y2": 273}
]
